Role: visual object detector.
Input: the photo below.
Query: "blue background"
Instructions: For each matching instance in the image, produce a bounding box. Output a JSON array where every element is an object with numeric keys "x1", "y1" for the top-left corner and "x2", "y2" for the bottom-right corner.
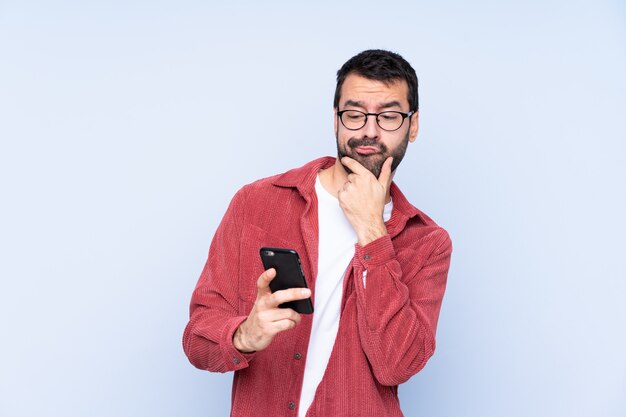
[{"x1": 1, "y1": 1, "x2": 625, "y2": 416}]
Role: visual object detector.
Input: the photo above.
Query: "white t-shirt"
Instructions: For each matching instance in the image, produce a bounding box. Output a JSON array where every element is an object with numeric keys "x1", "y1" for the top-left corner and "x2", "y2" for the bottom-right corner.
[{"x1": 298, "y1": 174, "x2": 392, "y2": 417}]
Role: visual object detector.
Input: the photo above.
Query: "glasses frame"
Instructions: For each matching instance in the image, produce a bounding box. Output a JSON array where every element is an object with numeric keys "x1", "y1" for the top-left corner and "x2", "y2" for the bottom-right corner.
[{"x1": 336, "y1": 109, "x2": 415, "y2": 132}]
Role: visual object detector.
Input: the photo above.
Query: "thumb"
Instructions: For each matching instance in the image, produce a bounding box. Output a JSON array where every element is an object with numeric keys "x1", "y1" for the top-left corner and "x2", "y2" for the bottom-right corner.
[{"x1": 256, "y1": 268, "x2": 276, "y2": 298}]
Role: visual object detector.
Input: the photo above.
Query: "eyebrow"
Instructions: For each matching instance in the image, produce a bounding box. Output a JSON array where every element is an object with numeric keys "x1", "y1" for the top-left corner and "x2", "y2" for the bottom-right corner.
[{"x1": 343, "y1": 99, "x2": 403, "y2": 110}]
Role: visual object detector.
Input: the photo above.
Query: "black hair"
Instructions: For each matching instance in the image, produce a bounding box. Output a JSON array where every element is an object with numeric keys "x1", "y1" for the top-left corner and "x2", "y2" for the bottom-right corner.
[{"x1": 333, "y1": 49, "x2": 419, "y2": 112}]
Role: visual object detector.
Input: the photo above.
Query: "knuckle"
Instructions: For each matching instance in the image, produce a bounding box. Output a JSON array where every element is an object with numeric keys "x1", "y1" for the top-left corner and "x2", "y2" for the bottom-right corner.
[
  {"x1": 257, "y1": 299, "x2": 269, "y2": 312},
  {"x1": 269, "y1": 292, "x2": 281, "y2": 305},
  {"x1": 258, "y1": 312, "x2": 271, "y2": 326}
]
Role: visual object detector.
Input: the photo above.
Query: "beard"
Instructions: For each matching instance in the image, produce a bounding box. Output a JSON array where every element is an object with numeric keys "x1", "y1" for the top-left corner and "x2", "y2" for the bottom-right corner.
[{"x1": 336, "y1": 131, "x2": 409, "y2": 178}]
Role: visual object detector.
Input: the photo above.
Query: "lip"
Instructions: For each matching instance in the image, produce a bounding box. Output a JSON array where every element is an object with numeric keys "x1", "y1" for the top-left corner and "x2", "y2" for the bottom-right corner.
[{"x1": 354, "y1": 146, "x2": 380, "y2": 155}]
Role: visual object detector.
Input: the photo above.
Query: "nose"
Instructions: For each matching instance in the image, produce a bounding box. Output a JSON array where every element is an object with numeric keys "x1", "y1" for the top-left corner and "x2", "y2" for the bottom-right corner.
[{"x1": 362, "y1": 114, "x2": 380, "y2": 138}]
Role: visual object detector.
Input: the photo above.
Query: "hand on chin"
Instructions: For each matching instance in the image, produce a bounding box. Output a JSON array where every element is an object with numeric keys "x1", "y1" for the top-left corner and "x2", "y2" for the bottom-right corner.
[{"x1": 350, "y1": 153, "x2": 384, "y2": 178}]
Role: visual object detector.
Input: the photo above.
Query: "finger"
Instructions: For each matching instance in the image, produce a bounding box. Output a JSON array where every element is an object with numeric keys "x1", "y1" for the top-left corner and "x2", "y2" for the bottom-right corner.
[
  {"x1": 256, "y1": 268, "x2": 276, "y2": 297},
  {"x1": 267, "y1": 287, "x2": 311, "y2": 308},
  {"x1": 260, "y1": 307, "x2": 302, "y2": 324},
  {"x1": 378, "y1": 157, "x2": 393, "y2": 189},
  {"x1": 341, "y1": 156, "x2": 370, "y2": 176},
  {"x1": 337, "y1": 188, "x2": 346, "y2": 204},
  {"x1": 270, "y1": 318, "x2": 299, "y2": 333}
]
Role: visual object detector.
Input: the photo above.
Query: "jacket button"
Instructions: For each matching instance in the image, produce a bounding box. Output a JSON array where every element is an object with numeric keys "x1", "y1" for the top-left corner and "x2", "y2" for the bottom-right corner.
[
  {"x1": 364, "y1": 254, "x2": 371, "y2": 260},
  {"x1": 288, "y1": 401, "x2": 296, "y2": 410},
  {"x1": 294, "y1": 352, "x2": 302, "y2": 360},
  {"x1": 232, "y1": 357, "x2": 240, "y2": 365}
]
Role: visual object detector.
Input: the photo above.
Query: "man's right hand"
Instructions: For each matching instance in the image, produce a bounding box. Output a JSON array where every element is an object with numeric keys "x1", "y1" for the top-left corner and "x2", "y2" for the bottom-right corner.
[{"x1": 233, "y1": 268, "x2": 311, "y2": 353}]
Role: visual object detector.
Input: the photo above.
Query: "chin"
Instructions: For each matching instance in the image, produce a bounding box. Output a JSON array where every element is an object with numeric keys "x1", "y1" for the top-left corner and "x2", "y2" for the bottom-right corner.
[{"x1": 342, "y1": 153, "x2": 385, "y2": 178}]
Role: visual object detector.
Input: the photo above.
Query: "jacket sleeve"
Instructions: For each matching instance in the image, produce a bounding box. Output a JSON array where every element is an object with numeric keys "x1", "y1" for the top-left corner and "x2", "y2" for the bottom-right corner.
[
  {"x1": 182, "y1": 187, "x2": 256, "y2": 373},
  {"x1": 351, "y1": 228, "x2": 452, "y2": 386}
]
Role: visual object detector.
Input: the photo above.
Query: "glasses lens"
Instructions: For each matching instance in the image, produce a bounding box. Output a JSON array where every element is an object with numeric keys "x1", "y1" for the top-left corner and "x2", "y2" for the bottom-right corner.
[
  {"x1": 377, "y1": 112, "x2": 404, "y2": 131},
  {"x1": 341, "y1": 110, "x2": 366, "y2": 130}
]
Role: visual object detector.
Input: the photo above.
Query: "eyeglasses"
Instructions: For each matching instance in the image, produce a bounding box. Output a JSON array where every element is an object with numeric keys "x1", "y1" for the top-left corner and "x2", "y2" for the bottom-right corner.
[{"x1": 337, "y1": 109, "x2": 414, "y2": 132}]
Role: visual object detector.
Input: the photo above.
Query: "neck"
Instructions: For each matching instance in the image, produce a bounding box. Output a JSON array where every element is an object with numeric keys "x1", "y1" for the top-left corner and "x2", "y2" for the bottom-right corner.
[
  {"x1": 318, "y1": 159, "x2": 345, "y2": 198},
  {"x1": 318, "y1": 158, "x2": 393, "y2": 203}
]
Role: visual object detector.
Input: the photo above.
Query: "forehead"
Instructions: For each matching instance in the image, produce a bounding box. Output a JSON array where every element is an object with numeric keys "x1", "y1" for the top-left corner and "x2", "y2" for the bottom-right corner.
[{"x1": 339, "y1": 74, "x2": 409, "y2": 108}]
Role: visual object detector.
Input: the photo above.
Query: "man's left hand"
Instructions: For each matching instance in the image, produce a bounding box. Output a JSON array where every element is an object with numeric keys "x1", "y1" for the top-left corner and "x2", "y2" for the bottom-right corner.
[{"x1": 338, "y1": 156, "x2": 393, "y2": 246}]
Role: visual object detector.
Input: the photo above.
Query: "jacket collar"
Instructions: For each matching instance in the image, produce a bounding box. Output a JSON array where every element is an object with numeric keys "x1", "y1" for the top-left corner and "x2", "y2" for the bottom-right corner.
[
  {"x1": 271, "y1": 156, "x2": 431, "y2": 231},
  {"x1": 271, "y1": 156, "x2": 335, "y2": 196}
]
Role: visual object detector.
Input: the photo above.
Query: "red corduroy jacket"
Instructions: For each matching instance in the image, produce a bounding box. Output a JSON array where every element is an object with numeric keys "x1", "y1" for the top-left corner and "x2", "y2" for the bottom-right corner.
[{"x1": 183, "y1": 157, "x2": 452, "y2": 417}]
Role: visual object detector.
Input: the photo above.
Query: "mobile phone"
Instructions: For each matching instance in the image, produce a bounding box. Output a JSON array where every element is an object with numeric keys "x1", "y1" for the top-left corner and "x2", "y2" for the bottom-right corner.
[{"x1": 259, "y1": 247, "x2": 314, "y2": 314}]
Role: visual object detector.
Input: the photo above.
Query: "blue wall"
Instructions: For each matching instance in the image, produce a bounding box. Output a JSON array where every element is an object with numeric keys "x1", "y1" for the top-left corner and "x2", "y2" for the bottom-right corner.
[{"x1": 1, "y1": 1, "x2": 624, "y2": 416}]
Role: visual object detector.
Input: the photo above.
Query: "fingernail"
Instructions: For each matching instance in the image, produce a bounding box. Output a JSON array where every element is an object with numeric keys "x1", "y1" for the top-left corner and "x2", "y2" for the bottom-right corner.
[{"x1": 301, "y1": 288, "x2": 311, "y2": 297}]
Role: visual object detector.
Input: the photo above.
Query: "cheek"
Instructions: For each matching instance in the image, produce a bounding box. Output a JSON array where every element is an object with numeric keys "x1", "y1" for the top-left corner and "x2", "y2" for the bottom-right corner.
[
  {"x1": 384, "y1": 133, "x2": 406, "y2": 149},
  {"x1": 336, "y1": 129, "x2": 350, "y2": 148}
]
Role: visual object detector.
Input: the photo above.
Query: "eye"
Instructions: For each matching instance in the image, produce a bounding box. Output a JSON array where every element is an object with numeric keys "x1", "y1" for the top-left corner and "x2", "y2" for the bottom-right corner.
[
  {"x1": 379, "y1": 112, "x2": 401, "y2": 121},
  {"x1": 344, "y1": 111, "x2": 365, "y2": 121}
]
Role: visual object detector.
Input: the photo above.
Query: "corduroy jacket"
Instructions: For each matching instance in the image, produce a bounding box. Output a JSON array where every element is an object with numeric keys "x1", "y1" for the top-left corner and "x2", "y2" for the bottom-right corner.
[{"x1": 183, "y1": 156, "x2": 452, "y2": 417}]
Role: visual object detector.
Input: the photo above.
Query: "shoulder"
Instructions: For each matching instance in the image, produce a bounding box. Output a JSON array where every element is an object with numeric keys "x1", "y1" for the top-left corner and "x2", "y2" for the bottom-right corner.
[
  {"x1": 238, "y1": 173, "x2": 283, "y2": 196},
  {"x1": 391, "y1": 184, "x2": 452, "y2": 255},
  {"x1": 235, "y1": 156, "x2": 336, "y2": 200}
]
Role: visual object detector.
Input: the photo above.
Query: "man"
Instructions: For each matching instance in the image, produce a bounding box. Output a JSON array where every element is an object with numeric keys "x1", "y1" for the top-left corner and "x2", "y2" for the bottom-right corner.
[{"x1": 183, "y1": 49, "x2": 452, "y2": 417}]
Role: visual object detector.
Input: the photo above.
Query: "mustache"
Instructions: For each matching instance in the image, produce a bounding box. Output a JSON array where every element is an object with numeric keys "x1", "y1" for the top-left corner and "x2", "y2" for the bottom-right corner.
[{"x1": 347, "y1": 137, "x2": 388, "y2": 152}]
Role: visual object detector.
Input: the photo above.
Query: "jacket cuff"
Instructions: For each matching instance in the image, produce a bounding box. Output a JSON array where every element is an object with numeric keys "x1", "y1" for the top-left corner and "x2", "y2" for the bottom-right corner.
[
  {"x1": 354, "y1": 234, "x2": 395, "y2": 269},
  {"x1": 221, "y1": 315, "x2": 256, "y2": 370}
]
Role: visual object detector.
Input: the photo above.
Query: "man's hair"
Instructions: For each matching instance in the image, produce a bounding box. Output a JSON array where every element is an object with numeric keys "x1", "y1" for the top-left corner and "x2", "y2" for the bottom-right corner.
[{"x1": 333, "y1": 49, "x2": 419, "y2": 112}]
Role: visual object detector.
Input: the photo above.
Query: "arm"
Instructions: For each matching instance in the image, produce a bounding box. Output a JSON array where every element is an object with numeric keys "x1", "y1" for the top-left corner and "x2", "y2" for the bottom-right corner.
[
  {"x1": 337, "y1": 156, "x2": 452, "y2": 385},
  {"x1": 182, "y1": 187, "x2": 311, "y2": 371},
  {"x1": 182, "y1": 187, "x2": 253, "y2": 372},
  {"x1": 351, "y1": 229, "x2": 452, "y2": 386}
]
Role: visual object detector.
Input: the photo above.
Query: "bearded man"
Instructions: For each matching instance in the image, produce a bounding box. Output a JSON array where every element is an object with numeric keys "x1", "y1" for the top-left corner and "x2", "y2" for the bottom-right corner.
[{"x1": 183, "y1": 49, "x2": 452, "y2": 417}]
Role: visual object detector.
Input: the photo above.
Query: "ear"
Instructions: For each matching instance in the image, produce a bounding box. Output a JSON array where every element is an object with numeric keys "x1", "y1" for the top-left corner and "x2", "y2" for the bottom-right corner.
[
  {"x1": 333, "y1": 108, "x2": 338, "y2": 136},
  {"x1": 409, "y1": 111, "x2": 419, "y2": 143}
]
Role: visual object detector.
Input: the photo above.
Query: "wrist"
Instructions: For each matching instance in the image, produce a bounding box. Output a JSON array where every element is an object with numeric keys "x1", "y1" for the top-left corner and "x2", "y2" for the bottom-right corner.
[
  {"x1": 233, "y1": 322, "x2": 255, "y2": 353},
  {"x1": 356, "y1": 220, "x2": 387, "y2": 246}
]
